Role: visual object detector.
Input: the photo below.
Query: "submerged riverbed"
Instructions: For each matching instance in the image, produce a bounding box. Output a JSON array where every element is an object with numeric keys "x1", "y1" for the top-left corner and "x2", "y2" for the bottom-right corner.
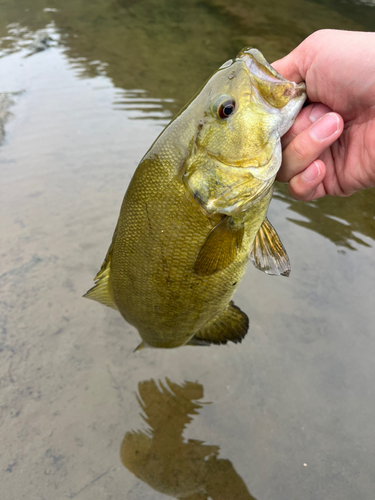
[{"x1": 1, "y1": 1, "x2": 375, "y2": 499}]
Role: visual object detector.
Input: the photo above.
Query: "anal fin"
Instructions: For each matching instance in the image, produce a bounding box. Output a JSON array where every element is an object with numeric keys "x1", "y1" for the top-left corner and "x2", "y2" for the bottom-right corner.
[
  {"x1": 250, "y1": 217, "x2": 290, "y2": 276},
  {"x1": 194, "y1": 216, "x2": 244, "y2": 276},
  {"x1": 187, "y1": 301, "x2": 249, "y2": 346},
  {"x1": 133, "y1": 341, "x2": 148, "y2": 352}
]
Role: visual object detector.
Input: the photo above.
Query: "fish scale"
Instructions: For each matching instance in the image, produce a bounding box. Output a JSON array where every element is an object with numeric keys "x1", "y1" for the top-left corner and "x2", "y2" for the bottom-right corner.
[{"x1": 84, "y1": 48, "x2": 306, "y2": 349}]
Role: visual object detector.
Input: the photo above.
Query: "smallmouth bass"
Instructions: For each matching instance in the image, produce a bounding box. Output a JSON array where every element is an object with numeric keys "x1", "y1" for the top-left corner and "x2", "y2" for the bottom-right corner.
[{"x1": 85, "y1": 48, "x2": 306, "y2": 349}]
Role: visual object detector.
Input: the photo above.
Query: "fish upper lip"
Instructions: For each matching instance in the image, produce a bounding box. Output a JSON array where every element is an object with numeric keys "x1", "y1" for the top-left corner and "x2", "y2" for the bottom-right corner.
[
  {"x1": 244, "y1": 56, "x2": 286, "y2": 83},
  {"x1": 243, "y1": 55, "x2": 306, "y2": 99},
  {"x1": 292, "y1": 82, "x2": 306, "y2": 96}
]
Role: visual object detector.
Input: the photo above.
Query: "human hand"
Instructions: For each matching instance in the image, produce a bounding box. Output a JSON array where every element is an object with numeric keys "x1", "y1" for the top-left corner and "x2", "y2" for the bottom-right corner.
[{"x1": 272, "y1": 29, "x2": 375, "y2": 200}]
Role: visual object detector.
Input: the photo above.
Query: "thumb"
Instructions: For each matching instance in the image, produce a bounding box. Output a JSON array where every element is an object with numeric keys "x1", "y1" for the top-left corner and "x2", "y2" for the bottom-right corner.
[
  {"x1": 272, "y1": 49, "x2": 305, "y2": 84},
  {"x1": 271, "y1": 33, "x2": 317, "y2": 84}
]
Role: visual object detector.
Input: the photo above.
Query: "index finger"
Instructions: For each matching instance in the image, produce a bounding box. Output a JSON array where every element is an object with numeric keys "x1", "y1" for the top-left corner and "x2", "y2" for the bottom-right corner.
[
  {"x1": 281, "y1": 103, "x2": 332, "y2": 149},
  {"x1": 277, "y1": 112, "x2": 343, "y2": 183}
]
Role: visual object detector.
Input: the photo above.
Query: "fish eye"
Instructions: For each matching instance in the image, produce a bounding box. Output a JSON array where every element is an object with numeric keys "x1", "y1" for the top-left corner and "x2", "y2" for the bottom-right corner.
[
  {"x1": 213, "y1": 95, "x2": 236, "y2": 120},
  {"x1": 218, "y1": 99, "x2": 235, "y2": 119}
]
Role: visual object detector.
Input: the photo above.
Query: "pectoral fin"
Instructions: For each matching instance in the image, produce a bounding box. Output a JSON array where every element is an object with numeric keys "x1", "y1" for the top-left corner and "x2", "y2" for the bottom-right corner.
[
  {"x1": 250, "y1": 218, "x2": 290, "y2": 276},
  {"x1": 194, "y1": 217, "x2": 244, "y2": 276},
  {"x1": 187, "y1": 301, "x2": 249, "y2": 345}
]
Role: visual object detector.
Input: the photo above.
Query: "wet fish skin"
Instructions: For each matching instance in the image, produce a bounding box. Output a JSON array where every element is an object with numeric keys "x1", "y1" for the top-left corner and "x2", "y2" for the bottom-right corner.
[{"x1": 84, "y1": 48, "x2": 306, "y2": 349}]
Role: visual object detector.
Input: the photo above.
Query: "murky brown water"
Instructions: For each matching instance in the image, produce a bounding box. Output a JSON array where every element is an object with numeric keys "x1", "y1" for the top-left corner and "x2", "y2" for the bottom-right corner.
[{"x1": 1, "y1": 1, "x2": 375, "y2": 499}]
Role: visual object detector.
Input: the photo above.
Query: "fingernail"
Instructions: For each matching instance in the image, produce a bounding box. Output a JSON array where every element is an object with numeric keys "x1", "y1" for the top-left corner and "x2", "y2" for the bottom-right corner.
[
  {"x1": 309, "y1": 104, "x2": 324, "y2": 123},
  {"x1": 302, "y1": 161, "x2": 320, "y2": 182},
  {"x1": 310, "y1": 113, "x2": 339, "y2": 141}
]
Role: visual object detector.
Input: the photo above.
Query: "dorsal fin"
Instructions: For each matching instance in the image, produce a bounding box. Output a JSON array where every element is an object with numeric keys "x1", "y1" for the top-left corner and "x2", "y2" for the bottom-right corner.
[{"x1": 83, "y1": 223, "x2": 118, "y2": 310}]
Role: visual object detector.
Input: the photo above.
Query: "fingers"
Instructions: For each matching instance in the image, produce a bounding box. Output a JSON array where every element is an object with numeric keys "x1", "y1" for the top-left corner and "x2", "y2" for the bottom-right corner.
[
  {"x1": 277, "y1": 111, "x2": 344, "y2": 184},
  {"x1": 276, "y1": 109, "x2": 344, "y2": 201},
  {"x1": 281, "y1": 103, "x2": 332, "y2": 149},
  {"x1": 287, "y1": 160, "x2": 327, "y2": 200}
]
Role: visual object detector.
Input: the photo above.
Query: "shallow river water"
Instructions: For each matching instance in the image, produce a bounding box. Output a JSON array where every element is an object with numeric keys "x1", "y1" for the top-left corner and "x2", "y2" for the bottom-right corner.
[{"x1": 1, "y1": 1, "x2": 375, "y2": 499}]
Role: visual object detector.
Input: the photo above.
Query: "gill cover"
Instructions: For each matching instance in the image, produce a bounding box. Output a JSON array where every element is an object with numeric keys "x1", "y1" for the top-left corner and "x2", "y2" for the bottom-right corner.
[{"x1": 182, "y1": 48, "x2": 306, "y2": 216}]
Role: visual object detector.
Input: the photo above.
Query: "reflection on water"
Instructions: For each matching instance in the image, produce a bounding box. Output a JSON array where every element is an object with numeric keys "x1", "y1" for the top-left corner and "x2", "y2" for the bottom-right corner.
[
  {"x1": 0, "y1": 0, "x2": 372, "y2": 250},
  {"x1": 121, "y1": 379, "x2": 256, "y2": 499},
  {"x1": 0, "y1": 92, "x2": 15, "y2": 145},
  {"x1": 310, "y1": 0, "x2": 375, "y2": 30},
  {"x1": 113, "y1": 89, "x2": 174, "y2": 121},
  {"x1": 0, "y1": 0, "x2": 362, "y2": 114},
  {"x1": 274, "y1": 184, "x2": 375, "y2": 250},
  {"x1": 1, "y1": 1, "x2": 375, "y2": 498},
  {"x1": 0, "y1": 21, "x2": 59, "y2": 58}
]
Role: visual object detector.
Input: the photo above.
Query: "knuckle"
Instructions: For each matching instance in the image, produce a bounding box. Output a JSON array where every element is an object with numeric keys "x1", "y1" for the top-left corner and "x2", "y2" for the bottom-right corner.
[
  {"x1": 288, "y1": 188, "x2": 306, "y2": 201},
  {"x1": 276, "y1": 169, "x2": 289, "y2": 183},
  {"x1": 289, "y1": 176, "x2": 311, "y2": 201},
  {"x1": 307, "y1": 29, "x2": 331, "y2": 45},
  {"x1": 289, "y1": 138, "x2": 306, "y2": 161},
  {"x1": 281, "y1": 131, "x2": 295, "y2": 150}
]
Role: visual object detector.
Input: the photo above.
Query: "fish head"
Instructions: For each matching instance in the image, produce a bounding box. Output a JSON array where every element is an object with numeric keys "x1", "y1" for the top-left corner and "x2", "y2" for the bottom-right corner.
[{"x1": 183, "y1": 48, "x2": 306, "y2": 215}]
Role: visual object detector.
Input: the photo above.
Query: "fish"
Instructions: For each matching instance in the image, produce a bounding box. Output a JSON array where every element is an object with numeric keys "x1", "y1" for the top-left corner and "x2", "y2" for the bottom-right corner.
[{"x1": 84, "y1": 48, "x2": 306, "y2": 349}]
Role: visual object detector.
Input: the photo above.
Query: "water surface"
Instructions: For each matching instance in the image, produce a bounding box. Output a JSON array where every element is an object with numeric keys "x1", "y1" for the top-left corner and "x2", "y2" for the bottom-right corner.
[{"x1": 1, "y1": 1, "x2": 374, "y2": 499}]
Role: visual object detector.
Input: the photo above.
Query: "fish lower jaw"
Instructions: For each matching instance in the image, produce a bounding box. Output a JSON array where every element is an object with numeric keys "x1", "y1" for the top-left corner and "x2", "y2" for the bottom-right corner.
[{"x1": 206, "y1": 178, "x2": 274, "y2": 216}]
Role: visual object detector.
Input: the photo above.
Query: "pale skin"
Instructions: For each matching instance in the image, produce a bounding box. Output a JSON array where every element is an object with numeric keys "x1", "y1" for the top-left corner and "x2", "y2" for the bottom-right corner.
[{"x1": 272, "y1": 29, "x2": 375, "y2": 200}]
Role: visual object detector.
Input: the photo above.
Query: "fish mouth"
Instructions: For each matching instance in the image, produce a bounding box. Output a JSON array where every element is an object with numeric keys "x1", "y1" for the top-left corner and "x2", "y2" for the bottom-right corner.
[
  {"x1": 284, "y1": 80, "x2": 306, "y2": 99},
  {"x1": 239, "y1": 47, "x2": 306, "y2": 108},
  {"x1": 206, "y1": 139, "x2": 278, "y2": 175}
]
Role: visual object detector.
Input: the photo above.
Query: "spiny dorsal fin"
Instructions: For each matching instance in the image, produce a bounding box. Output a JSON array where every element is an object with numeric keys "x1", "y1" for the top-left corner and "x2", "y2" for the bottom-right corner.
[
  {"x1": 83, "y1": 223, "x2": 118, "y2": 310},
  {"x1": 187, "y1": 301, "x2": 249, "y2": 345},
  {"x1": 194, "y1": 216, "x2": 244, "y2": 276},
  {"x1": 250, "y1": 217, "x2": 290, "y2": 276}
]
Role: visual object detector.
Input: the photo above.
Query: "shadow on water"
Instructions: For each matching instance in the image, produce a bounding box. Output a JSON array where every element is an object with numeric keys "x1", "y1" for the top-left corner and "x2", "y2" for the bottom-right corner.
[{"x1": 121, "y1": 378, "x2": 256, "y2": 500}]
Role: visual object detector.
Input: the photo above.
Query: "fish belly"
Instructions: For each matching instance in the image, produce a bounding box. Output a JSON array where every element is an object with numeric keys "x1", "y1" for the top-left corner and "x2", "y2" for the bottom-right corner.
[{"x1": 110, "y1": 157, "x2": 267, "y2": 348}]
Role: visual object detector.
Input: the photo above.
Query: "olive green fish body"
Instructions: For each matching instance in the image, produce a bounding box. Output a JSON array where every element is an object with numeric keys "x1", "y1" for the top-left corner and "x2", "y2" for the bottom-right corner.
[
  {"x1": 111, "y1": 155, "x2": 272, "y2": 347},
  {"x1": 85, "y1": 49, "x2": 306, "y2": 349}
]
